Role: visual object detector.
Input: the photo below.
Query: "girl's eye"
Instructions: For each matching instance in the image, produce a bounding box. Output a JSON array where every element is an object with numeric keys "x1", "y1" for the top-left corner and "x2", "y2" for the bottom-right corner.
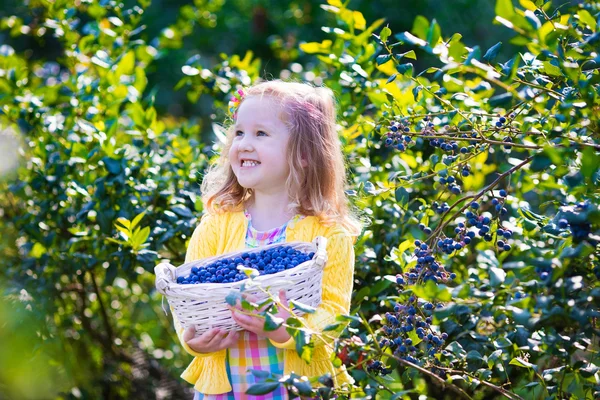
[{"x1": 235, "y1": 130, "x2": 267, "y2": 137}]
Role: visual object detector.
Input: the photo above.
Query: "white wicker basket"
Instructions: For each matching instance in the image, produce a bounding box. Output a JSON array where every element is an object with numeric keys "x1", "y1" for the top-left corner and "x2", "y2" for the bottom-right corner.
[{"x1": 154, "y1": 236, "x2": 327, "y2": 336}]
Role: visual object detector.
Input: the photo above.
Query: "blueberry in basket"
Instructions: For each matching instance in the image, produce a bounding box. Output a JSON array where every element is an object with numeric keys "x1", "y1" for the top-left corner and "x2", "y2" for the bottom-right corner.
[{"x1": 176, "y1": 246, "x2": 316, "y2": 285}]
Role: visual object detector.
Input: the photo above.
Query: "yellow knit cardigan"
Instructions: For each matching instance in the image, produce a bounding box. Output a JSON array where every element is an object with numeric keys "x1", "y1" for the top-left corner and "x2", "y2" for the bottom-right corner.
[{"x1": 172, "y1": 210, "x2": 356, "y2": 394}]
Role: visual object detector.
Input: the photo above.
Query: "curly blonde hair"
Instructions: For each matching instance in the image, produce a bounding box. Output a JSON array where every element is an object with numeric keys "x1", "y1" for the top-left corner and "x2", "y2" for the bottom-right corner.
[{"x1": 200, "y1": 79, "x2": 368, "y2": 238}]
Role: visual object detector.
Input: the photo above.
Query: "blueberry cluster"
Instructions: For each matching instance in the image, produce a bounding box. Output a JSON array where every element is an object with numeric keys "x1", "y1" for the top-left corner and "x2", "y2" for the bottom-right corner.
[
  {"x1": 395, "y1": 241, "x2": 456, "y2": 285},
  {"x1": 535, "y1": 263, "x2": 552, "y2": 281},
  {"x1": 430, "y1": 190, "x2": 512, "y2": 255},
  {"x1": 422, "y1": 120, "x2": 478, "y2": 158},
  {"x1": 495, "y1": 116, "x2": 507, "y2": 128},
  {"x1": 372, "y1": 301, "x2": 450, "y2": 375},
  {"x1": 176, "y1": 246, "x2": 315, "y2": 284},
  {"x1": 432, "y1": 201, "x2": 450, "y2": 214},
  {"x1": 384, "y1": 120, "x2": 412, "y2": 152},
  {"x1": 418, "y1": 222, "x2": 432, "y2": 235},
  {"x1": 366, "y1": 360, "x2": 393, "y2": 375},
  {"x1": 438, "y1": 169, "x2": 463, "y2": 194},
  {"x1": 557, "y1": 200, "x2": 594, "y2": 243},
  {"x1": 492, "y1": 115, "x2": 515, "y2": 150}
]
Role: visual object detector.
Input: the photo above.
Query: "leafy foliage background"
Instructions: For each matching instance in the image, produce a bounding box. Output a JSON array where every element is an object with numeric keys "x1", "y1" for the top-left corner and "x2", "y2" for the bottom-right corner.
[{"x1": 0, "y1": 0, "x2": 598, "y2": 399}]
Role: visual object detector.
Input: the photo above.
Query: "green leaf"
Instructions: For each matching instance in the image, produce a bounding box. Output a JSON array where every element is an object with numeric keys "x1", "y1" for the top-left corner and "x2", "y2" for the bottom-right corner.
[
  {"x1": 542, "y1": 61, "x2": 563, "y2": 77},
  {"x1": 249, "y1": 370, "x2": 271, "y2": 378},
  {"x1": 577, "y1": 9, "x2": 597, "y2": 30},
  {"x1": 294, "y1": 329, "x2": 314, "y2": 363},
  {"x1": 395, "y1": 31, "x2": 429, "y2": 48},
  {"x1": 264, "y1": 312, "x2": 284, "y2": 332},
  {"x1": 426, "y1": 19, "x2": 441, "y2": 46},
  {"x1": 391, "y1": 391, "x2": 416, "y2": 400},
  {"x1": 411, "y1": 280, "x2": 452, "y2": 302},
  {"x1": 115, "y1": 50, "x2": 135, "y2": 77},
  {"x1": 102, "y1": 157, "x2": 122, "y2": 175},
  {"x1": 299, "y1": 41, "x2": 332, "y2": 54},
  {"x1": 407, "y1": 328, "x2": 422, "y2": 346},
  {"x1": 518, "y1": 206, "x2": 547, "y2": 223},
  {"x1": 290, "y1": 300, "x2": 316, "y2": 314},
  {"x1": 370, "y1": 278, "x2": 393, "y2": 296},
  {"x1": 323, "y1": 322, "x2": 345, "y2": 331},
  {"x1": 398, "y1": 50, "x2": 417, "y2": 60},
  {"x1": 411, "y1": 15, "x2": 429, "y2": 40},
  {"x1": 495, "y1": 0, "x2": 515, "y2": 20},
  {"x1": 116, "y1": 217, "x2": 131, "y2": 230},
  {"x1": 246, "y1": 382, "x2": 281, "y2": 396},
  {"x1": 396, "y1": 62, "x2": 413, "y2": 77},
  {"x1": 376, "y1": 54, "x2": 392, "y2": 65},
  {"x1": 335, "y1": 314, "x2": 361, "y2": 324},
  {"x1": 380, "y1": 26, "x2": 391, "y2": 43},
  {"x1": 131, "y1": 210, "x2": 146, "y2": 230},
  {"x1": 395, "y1": 187, "x2": 410, "y2": 207},
  {"x1": 483, "y1": 42, "x2": 502, "y2": 63},
  {"x1": 445, "y1": 341, "x2": 467, "y2": 358},
  {"x1": 132, "y1": 226, "x2": 150, "y2": 248},
  {"x1": 524, "y1": 10, "x2": 541, "y2": 29},
  {"x1": 465, "y1": 45, "x2": 481, "y2": 65},
  {"x1": 581, "y1": 147, "x2": 600, "y2": 181},
  {"x1": 493, "y1": 337, "x2": 513, "y2": 349},
  {"x1": 489, "y1": 267, "x2": 506, "y2": 287},
  {"x1": 509, "y1": 357, "x2": 535, "y2": 369},
  {"x1": 225, "y1": 291, "x2": 241, "y2": 306},
  {"x1": 293, "y1": 380, "x2": 314, "y2": 396}
]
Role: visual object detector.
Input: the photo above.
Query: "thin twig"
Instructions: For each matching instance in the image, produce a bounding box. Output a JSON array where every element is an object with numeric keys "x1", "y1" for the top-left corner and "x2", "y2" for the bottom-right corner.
[{"x1": 439, "y1": 368, "x2": 525, "y2": 400}]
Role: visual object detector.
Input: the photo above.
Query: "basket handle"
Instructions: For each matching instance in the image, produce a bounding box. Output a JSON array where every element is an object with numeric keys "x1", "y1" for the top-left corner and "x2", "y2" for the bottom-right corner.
[
  {"x1": 155, "y1": 262, "x2": 177, "y2": 295},
  {"x1": 313, "y1": 236, "x2": 328, "y2": 268}
]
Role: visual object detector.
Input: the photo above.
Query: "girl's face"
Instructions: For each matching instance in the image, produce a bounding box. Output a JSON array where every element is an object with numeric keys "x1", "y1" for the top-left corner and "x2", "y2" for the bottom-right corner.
[{"x1": 229, "y1": 95, "x2": 291, "y2": 195}]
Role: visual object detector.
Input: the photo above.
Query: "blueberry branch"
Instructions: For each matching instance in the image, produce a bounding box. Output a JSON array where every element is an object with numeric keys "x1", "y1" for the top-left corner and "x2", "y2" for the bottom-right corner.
[
  {"x1": 411, "y1": 77, "x2": 490, "y2": 145},
  {"x1": 427, "y1": 155, "x2": 534, "y2": 246},
  {"x1": 390, "y1": 147, "x2": 487, "y2": 187},
  {"x1": 460, "y1": 66, "x2": 524, "y2": 100},
  {"x1": 358, "y1": 313, "x2": 476, "y2": 400},
  {"x1": 513, "y1": 78, "x2": 565, "y2": 99},
  {"x1": 383, "y1": 353, "x2": 476, "y2": 400},
  {"x1": 437, "y1": 367, "x2": 525, "y2": 400},
  {"x1": 403, "y1": 131, "x2": 540, "y2": 149}
]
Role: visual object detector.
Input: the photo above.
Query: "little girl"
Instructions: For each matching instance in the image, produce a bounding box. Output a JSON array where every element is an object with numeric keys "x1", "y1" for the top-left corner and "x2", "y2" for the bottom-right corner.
[{"x1": 173, "y1": 80, "x2": 366, "y2": 399}]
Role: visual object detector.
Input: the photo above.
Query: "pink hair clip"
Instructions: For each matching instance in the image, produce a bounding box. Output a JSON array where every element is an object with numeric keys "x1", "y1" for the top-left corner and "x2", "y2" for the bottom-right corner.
[{"x1": 228, "y1": 88, "x2": 246, "y2": 120}]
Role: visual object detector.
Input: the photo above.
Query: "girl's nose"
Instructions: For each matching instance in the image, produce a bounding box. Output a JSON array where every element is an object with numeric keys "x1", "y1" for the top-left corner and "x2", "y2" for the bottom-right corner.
[{"x1": 238, "y1": 134, "x2": 254, "y2": 151}]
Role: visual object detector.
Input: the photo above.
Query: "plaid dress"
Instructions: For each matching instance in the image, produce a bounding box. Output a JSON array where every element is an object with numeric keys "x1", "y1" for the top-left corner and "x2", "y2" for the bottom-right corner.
[{"x1": 194, "y1": 209, "x2": 305, "y2": 400}]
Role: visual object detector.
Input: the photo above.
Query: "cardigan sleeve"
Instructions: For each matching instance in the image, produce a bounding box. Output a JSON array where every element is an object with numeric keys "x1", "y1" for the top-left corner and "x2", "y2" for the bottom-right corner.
[
  {"x1": 269, "y1": 231, "x2": 355, "y2": 350},
  {"x1": 172, "y1": 213, "x2": 226, "y2": 359}
]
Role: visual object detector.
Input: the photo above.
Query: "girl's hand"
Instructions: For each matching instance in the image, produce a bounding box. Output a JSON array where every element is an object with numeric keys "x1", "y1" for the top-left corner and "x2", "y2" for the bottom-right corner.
[
  {"x1": 183, "y1": 326, "x2": 240, "y2": 354},
  {"x1": 228, "y1": 289, "x2": 292, "y2": 344}
]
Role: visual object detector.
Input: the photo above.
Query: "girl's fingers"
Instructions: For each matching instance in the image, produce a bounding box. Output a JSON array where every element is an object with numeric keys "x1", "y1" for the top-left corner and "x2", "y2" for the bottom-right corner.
[
  {"x1": 222, "y1": 330, "x2": 240, "y2": 347},
  {"x1": 197, "y1": 327, "x2": 220, "y2": 344},
  {"x1": 206, "y1": 329, "x2": 227, "y2": 347},
  {"x1": 183, "y1": 326, "x2": 196, "y2": 342},
  {"x1": 279, "y1": 289, "x2": 288, "y2": 305}
]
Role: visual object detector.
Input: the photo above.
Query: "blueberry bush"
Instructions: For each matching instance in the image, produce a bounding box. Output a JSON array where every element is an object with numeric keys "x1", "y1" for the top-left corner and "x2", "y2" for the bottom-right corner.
[{"x1": 0, "y1": 0, "x2": 599, "y2": 399}]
